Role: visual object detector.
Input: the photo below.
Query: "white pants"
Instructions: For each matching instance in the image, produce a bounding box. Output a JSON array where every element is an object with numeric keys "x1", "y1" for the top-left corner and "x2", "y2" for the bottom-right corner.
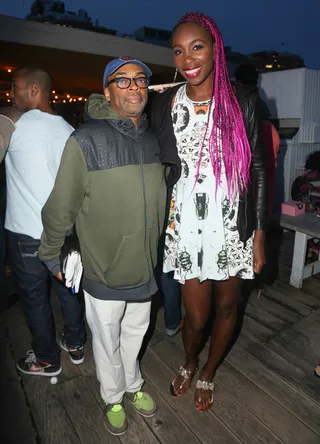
[{"x1": 84, "y1": 291, "x2": 151, "y2": 404}]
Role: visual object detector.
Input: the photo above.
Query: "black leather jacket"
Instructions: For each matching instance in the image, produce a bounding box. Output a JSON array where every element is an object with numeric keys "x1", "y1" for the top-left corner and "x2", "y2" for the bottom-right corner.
[{"x1": 150, "y1": 83, "x2": 267, "y2": 243}]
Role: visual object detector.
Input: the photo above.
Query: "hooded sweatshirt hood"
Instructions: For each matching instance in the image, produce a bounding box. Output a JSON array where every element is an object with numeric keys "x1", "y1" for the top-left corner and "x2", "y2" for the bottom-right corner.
[{"x1": 84, "y1": 93, "x2": 124, "y2": 121}]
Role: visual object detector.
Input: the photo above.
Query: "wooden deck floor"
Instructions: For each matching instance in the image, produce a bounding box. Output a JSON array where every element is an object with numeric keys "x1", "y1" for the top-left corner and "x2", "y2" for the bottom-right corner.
[{"x1": 1, "y1": 232, "x2": 320, "y2": 444}]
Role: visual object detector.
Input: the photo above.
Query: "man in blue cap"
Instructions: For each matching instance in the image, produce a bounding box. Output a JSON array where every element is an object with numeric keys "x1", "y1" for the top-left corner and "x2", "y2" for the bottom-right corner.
[{"x1": 39, "y1": 57, "x2": 166, "y2": 435}]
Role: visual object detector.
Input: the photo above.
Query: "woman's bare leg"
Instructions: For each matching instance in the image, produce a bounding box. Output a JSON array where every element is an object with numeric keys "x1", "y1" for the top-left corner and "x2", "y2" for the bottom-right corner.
[
  {"x1": 171, "y1": 278, "x2": 212, "y2": 396},
  {"x1": 195, "y1": 276, "x2": 241, "y2": 411}
]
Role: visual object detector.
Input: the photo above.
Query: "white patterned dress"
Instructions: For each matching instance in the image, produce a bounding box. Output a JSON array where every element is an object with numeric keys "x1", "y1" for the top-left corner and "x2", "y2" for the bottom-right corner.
[{"x1": 163, "y1": 85, "x2": 254, "y2": 284}]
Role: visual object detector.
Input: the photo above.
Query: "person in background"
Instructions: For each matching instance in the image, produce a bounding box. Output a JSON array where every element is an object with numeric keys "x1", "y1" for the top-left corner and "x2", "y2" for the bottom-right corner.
[
  {"x1": 291, "y1": 150, "x2": 320, "y2": 211},
  {"x1": 234, "y1": 63, "x2": 280, "y2": 220},
  {"x1": 234, "y1": 64, "x2": 280, "y2": 295},
  {"x1": 0, "y1": 106, "x2": 22, "y2": 162},
  {"x1": 0, "y1": 106, "x2": 22, "y2": 312},
  {"x1": 6, "y1": 66, "x2": 86, "y2": 377},
  {"x1": 39, "y1": 57, "x2": 166, "y2": 435},
  {"x1": 161, "y1": 269, "x2": 182, "y2": 337},
  {"x1": 291, "y1": 151, "x2": 320, "y2": 257},
  {"x1": 151, "y1": 12, "x2": 267, "y2": 412}
]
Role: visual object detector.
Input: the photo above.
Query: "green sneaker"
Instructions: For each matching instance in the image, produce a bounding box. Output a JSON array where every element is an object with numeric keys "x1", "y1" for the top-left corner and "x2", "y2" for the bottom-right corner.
[
  {"x1": 127, "y1": 391, "x2": 157, "y2": 417},
  {"x1": 104, "y1": 403, "x2": 127, "y2": 436}
]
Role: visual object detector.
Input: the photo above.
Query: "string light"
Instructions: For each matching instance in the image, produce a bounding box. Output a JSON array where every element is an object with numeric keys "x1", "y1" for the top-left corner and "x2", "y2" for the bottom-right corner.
[
  {"x1": 1, "y1": 94, "x2": 87, "y2": 104},
  {"x1": 1, "y1": 69, "x2": 88, "y2": 104},
  {"x1": 9, "y1": 88, "x2": 89, "y2": 104}
]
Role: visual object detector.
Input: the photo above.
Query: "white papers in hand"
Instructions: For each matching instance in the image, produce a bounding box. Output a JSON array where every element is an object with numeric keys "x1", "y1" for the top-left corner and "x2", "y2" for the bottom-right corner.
[{"x1": 62, "y1": 251, "x2": 83, "y2": 293}]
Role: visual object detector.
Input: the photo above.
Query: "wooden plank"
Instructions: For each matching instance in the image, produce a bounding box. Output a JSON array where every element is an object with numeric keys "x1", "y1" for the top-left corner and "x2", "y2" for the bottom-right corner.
[
  {"x1": 6, "y1": 304, "x2": 81, "y2": 444},
  {"x1": 263, "y1": 287, "x2": 313, "y2": 317},
  {"x1": 85, "y1": 370, "x2": 160, "y2": 444},
  {"x1": 143, "y1": 345, "x2": 245, "y2": 444},
  {"x1": 0, "y1": 318, "x2": 36, "y2": 444},
  {"x1": 299, "y1": 276, "x2": 320, "y2": 297},
  {"x1": 150, "y1": 339, "x2": 284, "y2": 444},
  {"x1": 57, "y1": 377, "x2": 120, "y2": 444},
  {"x1": 245, "y1": 303, "x2": 292, "y2": 332},
  {"x1": 235, "y1": 327, "x2": 263, "y2": 349},
  {"x1": 268, "y1": 322, "x2": 320, "y2": 372},
  {"x1": 303, "y1": 308, "x2": 320, "y2": 325},
  {"x1": 271, "y1": 281, "x2": 320, "y2": 310},
  {"x1": 295, "y1": 308, "x2": 320, "y2": 328},
  {"x1": 141, "y1": 379, "x2": 202, "y2": 444},
  {"x1": 217, "y1": 361, "x2": 320, "y2": 444},
  {"x1": 249, "y1": 291, "x2": 302, "y2": 324},
  {"x1": 227, "y1": 347, "x2": 320, "y2": 436},
  {"x1": 240, "y1": 314, "x2": 275, "y2": 343},
  {"x1": 154, "y1": 301, "x2": 320, "y2": 443},
  {"x1": 247, "y1": 343, "x2": 320, "y2": 403}
]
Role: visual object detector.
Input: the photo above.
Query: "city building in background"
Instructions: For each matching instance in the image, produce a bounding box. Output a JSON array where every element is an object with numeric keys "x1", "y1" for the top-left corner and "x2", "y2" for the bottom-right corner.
[
  {"x1": 25, "y1": 2, "x2": 306, "y2": 75},
  {"x1": 28, "y1": 0, "x2": 116, "y2": 35},
  {"x1": 251, "y1": 51, "x2": 305, "y2": 72},
  {"x1": 134, "y1": 27, "x2": 172, "y2": 47},
  {"x1": 0, "y1": 0, "x2": 307, "y2": 122}
]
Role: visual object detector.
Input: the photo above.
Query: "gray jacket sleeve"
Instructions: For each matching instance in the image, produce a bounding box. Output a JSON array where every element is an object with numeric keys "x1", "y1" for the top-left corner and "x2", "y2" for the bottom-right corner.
[{"x1": 0, "y1": 115, "x2": 15, "y2": 163}]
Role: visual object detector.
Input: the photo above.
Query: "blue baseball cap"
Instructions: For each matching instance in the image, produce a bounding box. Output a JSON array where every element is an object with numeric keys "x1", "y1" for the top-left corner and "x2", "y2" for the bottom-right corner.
[{"x1": 103, "y1": 56, "x2": 152, "y2": 88}]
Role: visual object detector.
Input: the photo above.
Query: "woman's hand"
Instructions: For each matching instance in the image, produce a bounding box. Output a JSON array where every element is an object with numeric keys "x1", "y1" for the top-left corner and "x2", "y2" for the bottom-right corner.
[{"x1": 253, "y1": 230, "x2": 265, "y2": 274}]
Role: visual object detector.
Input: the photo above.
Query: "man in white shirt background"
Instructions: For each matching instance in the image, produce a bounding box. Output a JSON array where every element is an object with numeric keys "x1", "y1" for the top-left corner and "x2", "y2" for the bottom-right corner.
[{"x1": 6, "y1": 66, "x2": 86, "y2": 377}]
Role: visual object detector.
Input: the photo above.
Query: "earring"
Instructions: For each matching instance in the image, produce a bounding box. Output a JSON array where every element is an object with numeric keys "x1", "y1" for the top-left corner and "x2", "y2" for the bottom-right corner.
[{"x1": 173, "y1": 68, "x2": 178, "y2": 83}]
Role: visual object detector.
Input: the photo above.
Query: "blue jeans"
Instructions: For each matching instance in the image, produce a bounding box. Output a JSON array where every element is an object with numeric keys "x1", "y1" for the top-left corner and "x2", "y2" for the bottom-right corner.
[
  {"x1": 7, "y1": 230, "x2": 86, "y2": 366},
  {"x1": 161, "y1": 272, "x2": 181, "y2": 330}
]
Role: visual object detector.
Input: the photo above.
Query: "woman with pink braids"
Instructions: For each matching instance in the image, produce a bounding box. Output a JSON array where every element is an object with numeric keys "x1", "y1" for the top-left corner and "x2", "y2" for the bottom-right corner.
[{"x1": 151, "y1": 11, "x2": 267, "y2": 412}]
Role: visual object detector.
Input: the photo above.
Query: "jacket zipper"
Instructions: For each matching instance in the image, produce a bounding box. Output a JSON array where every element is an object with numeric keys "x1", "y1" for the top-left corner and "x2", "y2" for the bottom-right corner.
[{"x1": 136, "y1": 128, "x2": 151, "y2": 283}]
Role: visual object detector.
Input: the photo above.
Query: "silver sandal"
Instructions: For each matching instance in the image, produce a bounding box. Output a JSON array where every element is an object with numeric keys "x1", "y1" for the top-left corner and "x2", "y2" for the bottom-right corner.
[
  {"x1": 170, "y1": 365, "x2": 198, "y2": 397},
  {"x1": 195, "y1": 380, "x2": 215, "y2": 411}
]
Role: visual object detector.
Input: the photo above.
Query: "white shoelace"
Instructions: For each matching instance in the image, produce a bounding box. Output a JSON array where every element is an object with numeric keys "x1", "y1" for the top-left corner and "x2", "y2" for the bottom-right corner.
[{"x1": 25, "y1": 350, "x2": 37, "y2": 363}]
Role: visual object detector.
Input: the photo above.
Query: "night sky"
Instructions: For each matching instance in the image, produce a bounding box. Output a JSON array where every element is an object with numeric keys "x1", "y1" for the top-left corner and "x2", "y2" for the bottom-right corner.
[{"x1": 1, "y1": 0, "x2": 319, "y2": 69}]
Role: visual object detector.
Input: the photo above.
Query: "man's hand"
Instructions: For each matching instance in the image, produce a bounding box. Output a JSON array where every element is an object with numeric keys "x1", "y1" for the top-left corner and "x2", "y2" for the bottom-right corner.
[
  {"x1": 55, "y1": 272, "x2": 63, "y2": 282},
  {"x1": 253, "y1": 230, "x2": 265, "y2": 274},
  {"x1": 0, "y1": 106, "x2": 22, "y2": 123}
]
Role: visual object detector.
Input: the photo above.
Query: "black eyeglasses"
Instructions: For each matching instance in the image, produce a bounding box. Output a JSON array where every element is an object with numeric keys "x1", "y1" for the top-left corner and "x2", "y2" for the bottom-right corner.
[{"x1": 107, "y1": 77, "x2": 150, "y2": 89}]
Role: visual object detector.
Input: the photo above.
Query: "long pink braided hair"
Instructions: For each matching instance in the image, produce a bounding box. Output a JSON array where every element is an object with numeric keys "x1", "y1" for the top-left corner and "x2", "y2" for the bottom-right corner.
[{"x1": 175, "y1": 12, "x2": 252, "y2": 199}]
